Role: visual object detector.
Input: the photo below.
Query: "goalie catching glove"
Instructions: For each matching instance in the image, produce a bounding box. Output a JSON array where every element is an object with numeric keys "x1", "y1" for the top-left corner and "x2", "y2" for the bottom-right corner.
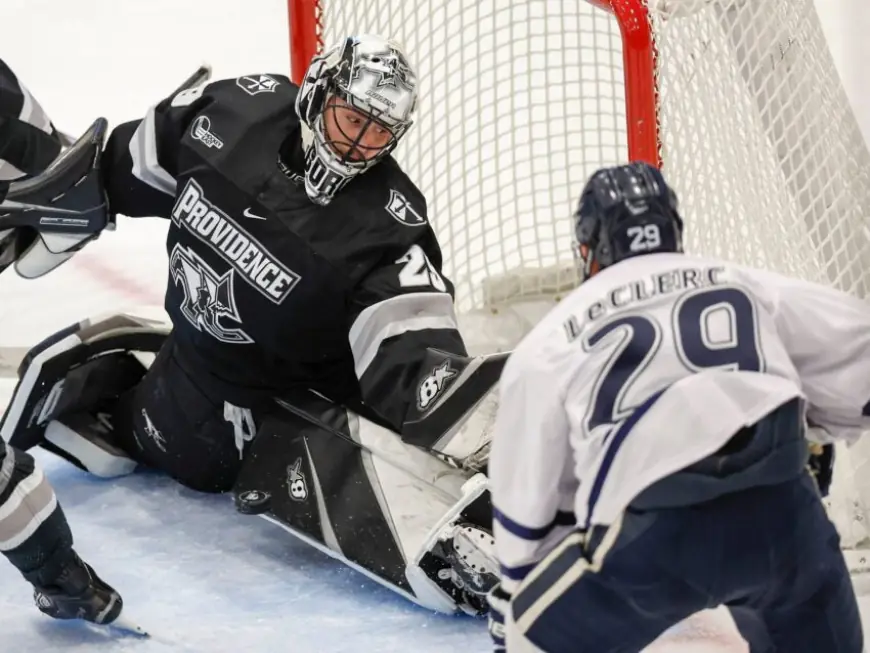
[{"x1": 0, "y1": 118, "x2": 113, "y2": 279}]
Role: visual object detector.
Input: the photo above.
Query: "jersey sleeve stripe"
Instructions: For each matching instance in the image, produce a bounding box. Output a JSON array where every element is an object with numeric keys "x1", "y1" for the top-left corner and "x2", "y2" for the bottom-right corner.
[
  {"x1": 17, "y1": 83, "x2": 52, "y2": 135},
  {"x1": 584, "y1": 387, "x2": 667, "y2": 529},
  {"x1": 494, "y1": 518, "x2": 576, "y2": 592},
  {"x1": 0, "y1": 115, "x2": 62, "y2": 181},
  {"x1": 493, "y1": 505, "x2": 576, "y2": 541},
  {"x1": 500, "y1": 561, "x2": 537, "y2": 581},
  {"x1": 349, "y1": 292, "x2": 458, "y2": 378},
  {"x1": 0, "y1": 448, "x2": 58, "y2": 551},
  {"x1": 0, "y1": 157, "x2": 25, "y2": 181},
  {"x1": 129, "y1": 105, "x2": 177, "y2": 196}
]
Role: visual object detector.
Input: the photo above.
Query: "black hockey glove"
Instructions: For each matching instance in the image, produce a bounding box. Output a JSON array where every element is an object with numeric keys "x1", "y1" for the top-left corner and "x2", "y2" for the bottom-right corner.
[
  {"x1": 807, "y1": 442, "x2": 835, "y2": 498},
  {"x1": 0, "y1": 118, "x2": 112, "y2": 279}
]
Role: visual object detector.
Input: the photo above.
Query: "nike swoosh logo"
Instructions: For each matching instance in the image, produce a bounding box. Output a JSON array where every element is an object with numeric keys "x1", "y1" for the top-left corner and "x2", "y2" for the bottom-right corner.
[{"x1": 243, "y1": 207, "x2": 267, "y2": 220}]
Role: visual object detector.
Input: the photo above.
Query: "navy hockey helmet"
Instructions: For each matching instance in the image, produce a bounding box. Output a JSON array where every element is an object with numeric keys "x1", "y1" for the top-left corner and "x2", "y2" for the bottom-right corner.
[
  {"x1": 573, "y1": 162, "x2": 684, "y2": 281},
  {"x1": 295, "y1": 35, "x2": 418, "y2": 205}
]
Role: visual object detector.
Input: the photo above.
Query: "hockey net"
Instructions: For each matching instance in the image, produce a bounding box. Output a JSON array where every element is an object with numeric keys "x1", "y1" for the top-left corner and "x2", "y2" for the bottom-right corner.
[{"x1": 288, "y1": 0, "x2": 870, "y2": 555}]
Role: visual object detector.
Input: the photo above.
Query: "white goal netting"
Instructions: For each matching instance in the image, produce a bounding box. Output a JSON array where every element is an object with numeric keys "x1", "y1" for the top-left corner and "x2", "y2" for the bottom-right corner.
[{"x1": 301, "y1": 0, "x2": 870, "y2": 551}]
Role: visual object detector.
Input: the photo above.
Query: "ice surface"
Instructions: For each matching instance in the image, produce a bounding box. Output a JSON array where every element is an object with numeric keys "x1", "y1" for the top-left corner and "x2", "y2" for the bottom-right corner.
[
  {"x1": 0, "y1": 372, "x2": 758, "y2": 653},
  {"x1": 0, "y1": 379, "x2": 756, "y2": 653}
]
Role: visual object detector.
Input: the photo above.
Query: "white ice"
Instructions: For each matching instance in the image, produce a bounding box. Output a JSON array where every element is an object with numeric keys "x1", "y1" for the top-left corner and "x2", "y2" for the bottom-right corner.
[
  {"x1": 0, "y1": 379, "x2": 759, "y2": 653},
  {"x1": 0, "y1": 0, "x2": 869, "y2": 650}
]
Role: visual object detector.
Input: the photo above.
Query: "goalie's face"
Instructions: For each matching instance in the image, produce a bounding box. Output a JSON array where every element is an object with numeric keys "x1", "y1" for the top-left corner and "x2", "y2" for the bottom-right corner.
[{"x1": 322, "y1": 96, "x2": 396, "y2": 163}]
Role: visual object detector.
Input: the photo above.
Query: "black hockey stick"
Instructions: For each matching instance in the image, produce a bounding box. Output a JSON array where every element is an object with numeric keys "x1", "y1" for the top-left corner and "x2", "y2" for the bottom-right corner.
[
  {"x1": 267, "y1": 395, "x2": 463, "y2": 505},
  {"x1": 234, "y1": 394, "x2": 463, "y2": 515},
  {"x1": 168, "y1": 63, "x2": 212, "y2": 97}
]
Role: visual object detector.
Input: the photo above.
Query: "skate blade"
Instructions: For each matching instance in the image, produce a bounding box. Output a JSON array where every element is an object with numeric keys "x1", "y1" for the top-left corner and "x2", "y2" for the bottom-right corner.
[{"x1": 108, "y1": 611, "x2": 149, "y2": 637}]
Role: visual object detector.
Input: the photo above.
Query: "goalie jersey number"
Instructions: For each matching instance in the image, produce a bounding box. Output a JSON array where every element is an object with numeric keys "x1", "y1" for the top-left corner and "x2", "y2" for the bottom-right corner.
[{"x1": 583, "y1": 286, "x2": 764, "y2": 432}]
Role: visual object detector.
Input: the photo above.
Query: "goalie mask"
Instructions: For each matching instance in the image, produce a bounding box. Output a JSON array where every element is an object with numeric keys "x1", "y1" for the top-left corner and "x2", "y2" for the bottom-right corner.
[
  {"x1": 573, "y1": 162, "x2": 684, "y2": 282},
  {"x1": 296, "y1": 35, "x2": 418, "y2": 205}
]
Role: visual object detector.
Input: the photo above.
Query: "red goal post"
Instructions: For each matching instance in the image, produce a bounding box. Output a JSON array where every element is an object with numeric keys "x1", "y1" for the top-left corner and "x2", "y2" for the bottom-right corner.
[{"x1": 287, "y1": 0, "x2": 661, "y2": 167}]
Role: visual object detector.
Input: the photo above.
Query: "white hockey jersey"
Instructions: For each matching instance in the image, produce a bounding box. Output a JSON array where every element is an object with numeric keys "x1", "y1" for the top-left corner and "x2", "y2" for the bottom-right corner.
[{"x1": 489, "y1": 252, "x2": 870, "y2": 592}]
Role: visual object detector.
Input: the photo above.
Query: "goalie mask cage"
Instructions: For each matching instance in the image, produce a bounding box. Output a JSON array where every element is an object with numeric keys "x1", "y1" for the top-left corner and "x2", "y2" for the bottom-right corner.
[{"x1": 288, "y1": 0, "x2": 870, "y2": 553}]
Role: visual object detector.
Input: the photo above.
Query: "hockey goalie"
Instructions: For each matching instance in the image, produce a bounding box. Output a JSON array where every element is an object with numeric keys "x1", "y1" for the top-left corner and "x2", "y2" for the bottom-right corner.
[{"x1": 0, "y1": 36, "x2": 501, "y2": 616}]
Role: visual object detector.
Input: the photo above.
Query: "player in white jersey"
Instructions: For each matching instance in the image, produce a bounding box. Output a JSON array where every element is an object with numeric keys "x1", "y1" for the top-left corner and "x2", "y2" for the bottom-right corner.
[{"x1": 486, "y1": 162, "x2": 864, "y2": 653}]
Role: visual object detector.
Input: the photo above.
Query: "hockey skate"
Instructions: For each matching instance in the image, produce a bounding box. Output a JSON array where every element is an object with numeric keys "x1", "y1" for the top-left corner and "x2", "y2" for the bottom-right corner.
[
  {"x1": 32, "y1": 553, "x2": 145, "y2": 634},
  {"x1": 425, "y1": 521, "x2": 498, "y2": 616},
  {"x1": 416, "y1": 473, "x2": 499, "y2": 616}
]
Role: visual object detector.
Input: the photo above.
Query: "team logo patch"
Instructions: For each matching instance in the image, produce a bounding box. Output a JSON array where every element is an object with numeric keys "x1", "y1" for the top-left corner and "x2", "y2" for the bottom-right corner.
[
  {"x1": 169, "y1": 244, "x2": 253, "y2": 344},
  {"x1": 386, "y1": 189, "x2": 426, "y2": 227},
  {"x1": 417, "y1": 360, "x2": 457, "y2": 411},
  {"x1": 190, "y1": 115, "x2": 223, "y2": 149},
  {"x1": 287, "y1": 458, "x2": 309, "y2": 502},
  {"x1": 236, "y1": 74, "x2": 281, "y2": 95},
  {"x1": 372, "y1": 54, "x2": 414, "y2": 90}
]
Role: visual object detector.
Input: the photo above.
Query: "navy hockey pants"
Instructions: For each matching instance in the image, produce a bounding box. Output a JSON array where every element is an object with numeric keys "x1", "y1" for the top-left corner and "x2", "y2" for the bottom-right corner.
[{"x1": 509, "y1": 473, "x2": 862, "y2": 653}]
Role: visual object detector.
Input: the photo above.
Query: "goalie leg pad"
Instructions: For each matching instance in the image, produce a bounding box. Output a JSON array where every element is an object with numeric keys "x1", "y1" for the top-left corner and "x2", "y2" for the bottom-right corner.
[{"x1": 0, "y1": 312, "x2": 168, "y2": 477}]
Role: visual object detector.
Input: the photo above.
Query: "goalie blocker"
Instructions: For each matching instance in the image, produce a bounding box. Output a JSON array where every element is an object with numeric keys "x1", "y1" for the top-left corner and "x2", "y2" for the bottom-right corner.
[{"x1": 0, "y1": 311, "x2": 503, "y2": 615}]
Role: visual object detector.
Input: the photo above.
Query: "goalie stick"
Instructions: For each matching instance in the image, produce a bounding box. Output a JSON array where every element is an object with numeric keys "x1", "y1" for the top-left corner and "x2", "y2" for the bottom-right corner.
[{"x1": 266, "y1": 394, "x2": 462, "y2": 506}]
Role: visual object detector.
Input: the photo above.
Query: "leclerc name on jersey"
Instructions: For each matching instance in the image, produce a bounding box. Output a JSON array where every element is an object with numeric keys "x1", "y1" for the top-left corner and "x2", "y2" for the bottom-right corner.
[{"x1": 170, "y1": 179, "x2": 300, "y2": 304}]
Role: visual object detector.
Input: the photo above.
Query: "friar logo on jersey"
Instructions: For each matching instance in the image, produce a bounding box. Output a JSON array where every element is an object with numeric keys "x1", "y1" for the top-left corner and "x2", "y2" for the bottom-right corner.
[
  {"x1": 236, "y1": 74, "x2": 280, "y2": 96},
  {"x1": 287, "y1": 458, "x2": 309, "y2": 502},
  {"x1": 169, "y1": 244, "x2": 254, "y2": 344},
  {"x1": 417, "y1": 360, "x2": 457, "y2": 411},
  {"x1": 386, "y1": 189, "x2": 426, "y2": 227},
  {"x1": 171, "y1": 179, "x2": 301, "y2": 304}
]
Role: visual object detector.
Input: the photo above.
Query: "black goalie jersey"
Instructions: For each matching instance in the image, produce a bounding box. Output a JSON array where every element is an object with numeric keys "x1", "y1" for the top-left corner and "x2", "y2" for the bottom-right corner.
[{"x1": 100, "y1": 73, "x2": 467, "y2": 434}]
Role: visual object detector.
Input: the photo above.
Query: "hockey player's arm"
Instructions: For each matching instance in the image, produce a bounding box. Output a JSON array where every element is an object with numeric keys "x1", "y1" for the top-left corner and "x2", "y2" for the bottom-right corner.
[
  {"x1": 770, "y1": 273, "x2": 870, "y2": 433},
  {"x1": 347, "y1": 238, "x2": 468, "y2": 436},
  {"x1": 487, "y1": 351, "x2": 576, "y2": 650},
  {"x1": 100, "y1": 81, "x2": 213, "y2": 219},
  {"x1": 0, "y1": 58, "x2": 62, "y2": 196}
]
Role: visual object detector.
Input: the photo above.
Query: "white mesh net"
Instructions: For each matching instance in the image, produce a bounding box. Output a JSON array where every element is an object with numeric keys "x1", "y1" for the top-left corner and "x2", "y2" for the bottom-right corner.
[
  {"x1": 311, "y1": 0, "x2": 870, "y2": 550},
  {"x1": 315, "y1": 1, "x2": 624, "y2": 314},
  {"x1": 647, "y1": 0, "x2": 870, "y2": 552},
  {"x1": 653, "y1": 0, "x2": 870, "y2": 294}
]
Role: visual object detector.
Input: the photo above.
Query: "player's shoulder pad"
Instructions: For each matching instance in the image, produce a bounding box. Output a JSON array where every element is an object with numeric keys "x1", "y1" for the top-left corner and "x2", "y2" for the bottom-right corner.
[
  {"x1": 334, "y1": 157, "x2": 432, "y2": 256},
  {"x1": 171, "y1": 73, "x2": 297, "y2": 115},
  {"x1": 375, "y1": 157, "x2": 429, "y2": 230}
]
